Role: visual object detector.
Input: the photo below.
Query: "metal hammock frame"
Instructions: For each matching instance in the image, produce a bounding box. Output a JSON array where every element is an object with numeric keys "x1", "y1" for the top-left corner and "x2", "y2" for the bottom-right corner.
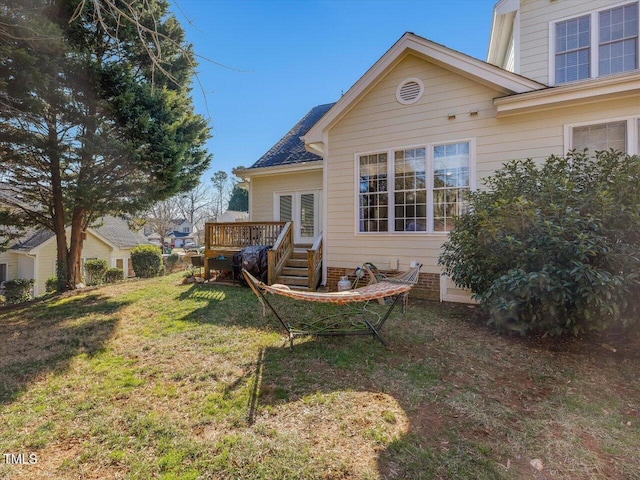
[{"x1": 242, "y1": 265, "x2": 421, "y2": 347}]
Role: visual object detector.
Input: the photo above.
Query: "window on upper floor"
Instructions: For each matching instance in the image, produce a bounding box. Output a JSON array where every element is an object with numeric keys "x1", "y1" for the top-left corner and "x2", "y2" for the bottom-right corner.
[
  {"x1": 553, "y1": 2, "x2": 639, "y2": 85},
  {"x1": 357, "y1": 140, "x2": 472, "y2": 234},
  {"x1": 568, "y1": 117, "x2": 640, "y2": 154},
  {"x1": 182, "y1": 227, "x2": 190, "y2": 233}
]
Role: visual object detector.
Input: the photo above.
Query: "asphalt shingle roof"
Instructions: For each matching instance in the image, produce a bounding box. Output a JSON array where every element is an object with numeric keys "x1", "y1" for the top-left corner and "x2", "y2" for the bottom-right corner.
[
  {"x1": 249, "y1": 103, "x2": 335, "y2": 169},
  {"x1": 94, "y1": 216, "x2": 149, "y2": 248},
  {"x1": 10, "y1": 216, "x2": 148, "y2": 252}
]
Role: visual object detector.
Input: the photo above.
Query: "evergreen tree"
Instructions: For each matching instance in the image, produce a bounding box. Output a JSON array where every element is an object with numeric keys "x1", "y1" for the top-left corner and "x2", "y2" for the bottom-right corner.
[
  {"x1": 227, "y1": 184, "x2": 248, "y2": 212},
  {"x1": 0, "y1": 0, "x2": 211, "y2": 290}
]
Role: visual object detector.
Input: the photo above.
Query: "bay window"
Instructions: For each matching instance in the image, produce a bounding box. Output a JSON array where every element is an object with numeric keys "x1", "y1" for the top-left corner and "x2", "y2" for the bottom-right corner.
[{"x1": 358, "y1": 141, "x2": 472, "y2": 234}]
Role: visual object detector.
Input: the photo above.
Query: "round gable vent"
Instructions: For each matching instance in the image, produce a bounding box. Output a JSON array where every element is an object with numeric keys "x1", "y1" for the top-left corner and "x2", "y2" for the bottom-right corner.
[{"x1": 396, "y1": 78, "x2": 424, "y2": 105}]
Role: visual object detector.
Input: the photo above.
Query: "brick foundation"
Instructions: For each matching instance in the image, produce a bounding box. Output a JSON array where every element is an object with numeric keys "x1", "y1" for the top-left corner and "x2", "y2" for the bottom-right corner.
[{"x1": 326, "y1": 266, "x2": 440, "y2": 301}]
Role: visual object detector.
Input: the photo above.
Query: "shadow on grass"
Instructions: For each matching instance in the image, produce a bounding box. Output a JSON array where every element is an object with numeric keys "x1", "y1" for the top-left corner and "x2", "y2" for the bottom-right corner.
[
  {"x1": 0, "y1": 293, "x2": 131, "y2": 404},
  {"x1": 171, "y1": 284, "x2": 534, "y2": 477},
  {"x1": 175, "y1": 283, "x2": 282, "y2": 334},
  {"x1": 202, "y1": 291, "x2": 511, "y2": 479}
]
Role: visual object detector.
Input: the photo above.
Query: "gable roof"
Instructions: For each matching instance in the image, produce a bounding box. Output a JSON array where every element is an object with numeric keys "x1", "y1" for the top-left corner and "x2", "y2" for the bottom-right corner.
[
  {"x1": 93, "y1": 216, "x2": 149, "y2": 248},
  {"x1": 248, "y1": 103, "x2": 335, "y2": 170},
  {"x1": 10, "y1": 216, "x2": 149, "y2": 253},
  {"x1": 304, "y1": 32, "x2": 545, "y2": 150},
  {"x1": 11, "y1": 229, "x2": 55, "y2": 252}
]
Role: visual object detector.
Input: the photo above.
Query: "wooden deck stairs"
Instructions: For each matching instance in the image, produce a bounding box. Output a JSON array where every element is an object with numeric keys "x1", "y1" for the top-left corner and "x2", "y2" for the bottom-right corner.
[
  {"x1": 204, "y1": 222, "x2": 323, "y2": 291},
  {"x1": 276, "y1": 245, "x2": 312, "y2": 290}
]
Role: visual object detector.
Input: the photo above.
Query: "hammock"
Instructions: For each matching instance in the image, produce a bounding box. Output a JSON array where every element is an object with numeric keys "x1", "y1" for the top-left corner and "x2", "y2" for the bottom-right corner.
[{"x1": 242, "y1": 265, "x2": 421, "y2": 347}]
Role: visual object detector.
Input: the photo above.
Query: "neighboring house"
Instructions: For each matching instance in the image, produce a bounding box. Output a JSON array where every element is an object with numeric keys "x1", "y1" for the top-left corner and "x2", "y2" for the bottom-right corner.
[
  {"x1": 0, "y1": 216, "x2": 150, "y2": 296},
  {"x1": 143, "y1": 218, "x2": 196, "y2": 247},
  {"x1": 238, "y1": 0, "x2": 640, "y2": 301}
]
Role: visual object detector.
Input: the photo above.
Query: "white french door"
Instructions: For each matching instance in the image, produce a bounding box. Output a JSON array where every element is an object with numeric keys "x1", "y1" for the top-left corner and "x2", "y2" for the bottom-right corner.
[{"x1": 275, "y1": 191, "x2": 321, "y2": 244}]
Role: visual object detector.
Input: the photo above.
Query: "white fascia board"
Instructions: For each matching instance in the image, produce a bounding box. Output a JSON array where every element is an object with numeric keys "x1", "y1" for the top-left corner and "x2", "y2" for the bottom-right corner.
[
  {"x1": 239, "y1": 161, "x2": 323, "y2": 179},
  {"x1": 495, "y1": 73, "x2": 640, "y2": 117},
  {"x1": 26, "y1": 231, "x2": 58, "y2": 255},
  {"x1": 406, "y1": 36, "x2": 540, "y2": 92},
  {"x1": 305, "y1": 32, "x2": 542, "y2": 146},
  {"x1": 29, "y1": 225, "x2": 118, "y2": 255}
]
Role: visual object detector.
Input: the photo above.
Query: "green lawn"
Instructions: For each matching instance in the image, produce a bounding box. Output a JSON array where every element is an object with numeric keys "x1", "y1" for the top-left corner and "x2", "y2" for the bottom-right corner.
[{"x1": 0, "y1": 274, "x2": 638, "y2": 479}]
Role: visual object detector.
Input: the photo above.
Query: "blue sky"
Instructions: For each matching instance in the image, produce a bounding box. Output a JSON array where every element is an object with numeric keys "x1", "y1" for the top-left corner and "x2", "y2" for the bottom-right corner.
[{"x1": 169, "y1": 0, "x2": 496, "y2": 183}]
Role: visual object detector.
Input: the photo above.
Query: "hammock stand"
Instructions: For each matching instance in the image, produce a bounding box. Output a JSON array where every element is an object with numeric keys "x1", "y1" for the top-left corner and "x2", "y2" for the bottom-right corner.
[{"x1": 242, "y1": 265, "x2": 421, "y2": 347}]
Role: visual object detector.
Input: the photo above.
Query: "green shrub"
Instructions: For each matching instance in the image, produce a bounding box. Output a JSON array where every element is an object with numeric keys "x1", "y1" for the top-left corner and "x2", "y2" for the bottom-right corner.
[
  {"x1": 104, "y1": 268, "x2": 124, "y2": 284},
  {"x1": 3, "y1": 278, "x2": 35, "y2": 304},
  {"x1": 45, "y1": 277, "x2": 59, "y2": 293},
  {"x1": 131, "y1": 244, "x2": 163, "y2": 278},
  {"x1": 165, "y1": 253, "x2": 182, "y2": 273},
  {"x1": 84, "y1": 259, "x2": 109, "y2": 286},
  {"x1": 439, "y1": 150, "x2": 640, "y2": 336}
]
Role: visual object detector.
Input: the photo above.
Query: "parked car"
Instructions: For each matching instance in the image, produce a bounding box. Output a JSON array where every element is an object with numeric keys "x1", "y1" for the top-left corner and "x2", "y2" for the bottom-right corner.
[{"x1": 183, "y1": 243, "x2": 204, "y2": 253}]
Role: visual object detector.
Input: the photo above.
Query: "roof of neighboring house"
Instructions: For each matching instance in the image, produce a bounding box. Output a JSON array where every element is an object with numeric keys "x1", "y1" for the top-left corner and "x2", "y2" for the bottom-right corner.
[
  {"x1": 248, "y1": 103, "x2": 335, "y2": 169},
  {"x1": 94, "y1": 216, "x2": 150, "y2": 248},
  {"x1": 10, "y1": 216, "x2": 149, "y2": 252},
  {"x1": 11, "y1": 229, "x2": 55, "y2": 252}
]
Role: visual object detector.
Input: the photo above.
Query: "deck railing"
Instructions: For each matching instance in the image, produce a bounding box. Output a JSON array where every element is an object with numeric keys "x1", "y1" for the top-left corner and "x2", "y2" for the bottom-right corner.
[
  {"x1": 204, "y1": 221, "x2": 285, "y2": 252},
  {"x1": 204, "y1": 221, "x2": 322, "y2": 288},
  {"x1": 307, "y1": 232, "x2": 323, "y2": 291},
  {"x1": 267, "y1": 222, "x2": 293, "y2": 285}
]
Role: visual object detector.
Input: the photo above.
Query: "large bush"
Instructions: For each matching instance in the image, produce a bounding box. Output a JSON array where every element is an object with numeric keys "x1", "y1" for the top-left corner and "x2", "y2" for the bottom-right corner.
[
  {"x1": 84, "y1": 259, "x2": 108, "y2": 286},
  {"x1": 3, "y1": 278, "x2": 35, "y2": 304},
  {"x1": 439, "y1": 150, "x2": 640, "y2": 336},
  {"x1": 131, "y1": 245, "x2": 163, "y2": 278}
]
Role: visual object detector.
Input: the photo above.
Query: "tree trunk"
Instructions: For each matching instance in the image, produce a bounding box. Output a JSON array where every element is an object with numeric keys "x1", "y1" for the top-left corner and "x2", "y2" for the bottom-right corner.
[
  {"x1": 67, "y1": 208, "x2": 86, "y2": 288},
  {"x1": 47, "y1": 114, "x2": 70, "y2": 290}
]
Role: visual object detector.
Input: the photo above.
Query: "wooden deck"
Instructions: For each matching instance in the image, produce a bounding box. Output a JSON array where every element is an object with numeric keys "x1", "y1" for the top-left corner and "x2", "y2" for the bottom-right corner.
[{"x1": 203, "y1": 221, "x2": 322, "y2": 290}]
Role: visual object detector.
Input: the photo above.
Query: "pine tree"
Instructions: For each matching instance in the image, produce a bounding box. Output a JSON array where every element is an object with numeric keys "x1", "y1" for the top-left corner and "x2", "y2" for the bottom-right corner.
[{"x1": 0, "y1": 0, "x2": 211, "y2": 290}]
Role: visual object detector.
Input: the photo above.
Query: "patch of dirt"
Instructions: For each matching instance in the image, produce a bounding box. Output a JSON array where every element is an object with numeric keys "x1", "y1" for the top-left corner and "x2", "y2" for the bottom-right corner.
[{"x1": 7, "y1": 439, "x2": 128, "y2": 480}]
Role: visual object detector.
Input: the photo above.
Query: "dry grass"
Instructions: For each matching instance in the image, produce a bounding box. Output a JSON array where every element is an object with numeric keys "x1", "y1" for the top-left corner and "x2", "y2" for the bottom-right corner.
[{"x1": 0, "y1": 273, "x2": 638, "y2": 479}]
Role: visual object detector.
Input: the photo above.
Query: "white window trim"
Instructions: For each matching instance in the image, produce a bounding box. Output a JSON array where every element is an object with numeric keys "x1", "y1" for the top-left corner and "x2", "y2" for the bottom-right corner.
[
  {"x1": 353, "y1": 138, "x2": 476, "y2": 236},
  {"x1": 0, "y1": 262, "x2": 7, "y2": 283},
  {"x1": 564, "y1": 115, "x2": 640, "y2": 154},
  {"x1": 549, "y1": 1, "x2": 640, "y2": 85}
]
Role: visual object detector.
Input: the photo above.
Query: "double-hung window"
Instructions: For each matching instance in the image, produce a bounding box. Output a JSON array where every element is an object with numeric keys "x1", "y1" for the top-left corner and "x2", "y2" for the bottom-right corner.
[
  {"x1": 553, "y1": 2, "x2": 639, "y2": 84},
  {"x1": 358, "y1": 141, "x2": 472, "y2": 234},
  {"x1": 569, "y1": 117, "x2": 640, "y2": 154}
]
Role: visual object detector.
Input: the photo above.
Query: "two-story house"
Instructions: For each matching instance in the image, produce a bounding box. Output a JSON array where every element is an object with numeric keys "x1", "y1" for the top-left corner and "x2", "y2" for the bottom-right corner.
[{"x1": 237, "y1": 0, "x2": 640, "y2": 301}]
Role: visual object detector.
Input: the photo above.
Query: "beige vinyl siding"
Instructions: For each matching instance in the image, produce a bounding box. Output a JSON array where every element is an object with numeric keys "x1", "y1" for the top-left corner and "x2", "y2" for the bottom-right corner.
[
  {"x1": 324, "y1": 53, "x2": 639, "y2": 274},
  {"x1": 17, "y1": 254, "x2": 34, "y2": 279},
  {"x1": 0, "y1": 250, "x2": 18, "y2": 281},
  {"x1": 111, "y1": 246, "x2": 134, "y2": 276},
  {"x1": 519, "y1": 0, "x2": 627, "y2": 84},
  {"x1": 32, "y1": 231, "x2": 112, "y2": 295},
  {"x1": 250, "y1": 170, "x2": 322, "y2": 222}
]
